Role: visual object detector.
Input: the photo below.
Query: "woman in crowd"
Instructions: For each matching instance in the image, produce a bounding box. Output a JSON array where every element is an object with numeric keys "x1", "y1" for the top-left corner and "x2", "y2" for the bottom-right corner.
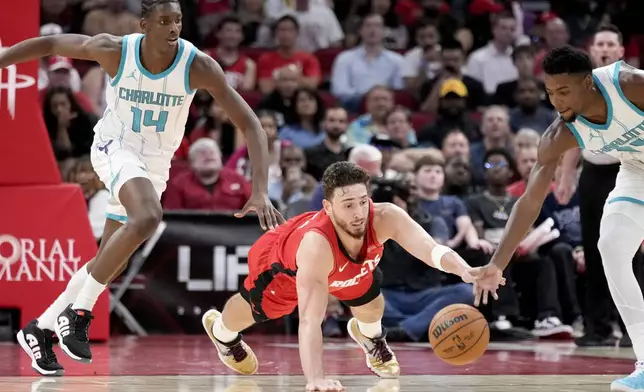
[
  {"x1": 279, "y1": 87, "x2": 326, "y2": 149},
  {"x1": 43, "y1": 86, "x2": 97, "y2": 178}
]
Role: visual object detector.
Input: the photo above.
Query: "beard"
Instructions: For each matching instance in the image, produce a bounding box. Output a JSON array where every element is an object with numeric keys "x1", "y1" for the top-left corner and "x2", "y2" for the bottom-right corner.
[
  {"x1": 326, "y1": 129, "x2": 344, "y2": 141},
  {"x1": 335, "y1": 216, "x2": 367, "y2": 240}
]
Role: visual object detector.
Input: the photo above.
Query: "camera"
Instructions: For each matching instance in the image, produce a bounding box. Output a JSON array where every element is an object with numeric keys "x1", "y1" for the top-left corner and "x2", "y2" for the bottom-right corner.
[{"x1": 371, "y1": 178, "x2": 410, "y2": 204}]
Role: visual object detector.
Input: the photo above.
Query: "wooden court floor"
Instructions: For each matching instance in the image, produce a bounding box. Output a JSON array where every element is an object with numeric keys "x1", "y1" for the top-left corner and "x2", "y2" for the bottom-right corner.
[{"x1": 0, "y1": 335, "x2": 637, "y2": 391}]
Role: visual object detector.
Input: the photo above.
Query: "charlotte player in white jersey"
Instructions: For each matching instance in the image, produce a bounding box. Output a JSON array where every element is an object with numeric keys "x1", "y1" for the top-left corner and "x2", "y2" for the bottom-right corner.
[
  {"x1": 470, "y1": 46, "x2": 644, "y2": 391},
  {"x1": 0, "y1": 0, "x2": 283, "y2": 376}
]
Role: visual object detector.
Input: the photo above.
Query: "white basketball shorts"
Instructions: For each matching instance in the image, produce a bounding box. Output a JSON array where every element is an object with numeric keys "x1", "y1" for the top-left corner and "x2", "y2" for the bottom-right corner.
[
  {"x1": 90, "y1": 137, "x2": 170, "y2": 222},
  {"x1": 604, "y1": 161, "x2": 644, "y2": 217}
]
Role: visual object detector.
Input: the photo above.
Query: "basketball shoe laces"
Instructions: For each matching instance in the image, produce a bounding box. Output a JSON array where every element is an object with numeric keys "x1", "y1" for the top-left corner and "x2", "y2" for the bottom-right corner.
[
  {"x1": 74, "y1": 313, "x2": 93, "y2": 342},
  {"x1": 42, "y1": 333, "x2": 59, "y2": 364},
  {"x1": 227, "y1": 342, "x2": 249, "y2": 362},
  {"x1": 368, "y1": 337, "x2": 393, "y2": 363},
  {"x1": 633, "y1": 361, "x2": 644, "y2": 374}
]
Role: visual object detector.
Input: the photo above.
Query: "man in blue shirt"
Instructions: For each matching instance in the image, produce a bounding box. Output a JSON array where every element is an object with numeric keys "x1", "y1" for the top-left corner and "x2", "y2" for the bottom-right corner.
[
  {"x1": 331, "y1": 14, "x2": 404, "y2": 112},
  {"x1": 414, "y1": 155, "x2": 483, "y2": 250}
]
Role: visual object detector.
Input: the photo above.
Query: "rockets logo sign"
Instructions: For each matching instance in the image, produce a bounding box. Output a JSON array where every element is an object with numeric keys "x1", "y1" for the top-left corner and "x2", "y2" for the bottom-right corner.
[{"x1": 0, "y1": 40, "x2": 36, "y2": 120}]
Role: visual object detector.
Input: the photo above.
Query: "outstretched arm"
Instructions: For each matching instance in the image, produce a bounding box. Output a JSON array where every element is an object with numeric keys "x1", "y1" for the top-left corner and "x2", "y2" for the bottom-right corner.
[
  {"x1": 375, "y1": 203, "x2": 472, "y2": 278},
  {"x1": 295, "y1": 232, "x2": 334, "y2": 385},
  {"x1": 467, "y1": 120, "x2": 579, "y2": 304},
  {"x1": 189, "y1": 52, "x2": 284, "y2": 230},
  {"x1": 489, "y1": 121, "x2": 578, "y2": 270},
  {"x1": 0, "y1": 33, "x2": 121, "y2": 75}
]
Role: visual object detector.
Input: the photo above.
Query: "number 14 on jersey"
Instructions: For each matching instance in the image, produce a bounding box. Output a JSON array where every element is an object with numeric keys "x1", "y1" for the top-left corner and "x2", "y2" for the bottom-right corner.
[{"x1": 130, "y1": 107, "x2": 168, "y2": 133}]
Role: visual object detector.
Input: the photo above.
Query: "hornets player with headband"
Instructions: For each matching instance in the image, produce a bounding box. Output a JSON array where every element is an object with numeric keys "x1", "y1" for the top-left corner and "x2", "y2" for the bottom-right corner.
[
  {"x1": 0, "y1": 0, "x2": 284, "y2": 376},
  {"x1": 470, "y1": 46, "x2": 644, "y2": 391}
]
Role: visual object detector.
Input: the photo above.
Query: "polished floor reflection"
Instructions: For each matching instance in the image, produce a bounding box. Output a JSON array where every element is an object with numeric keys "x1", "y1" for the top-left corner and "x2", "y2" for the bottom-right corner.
[{"x1": 0, "y1": 335, "x2": 636, "y2": 391}]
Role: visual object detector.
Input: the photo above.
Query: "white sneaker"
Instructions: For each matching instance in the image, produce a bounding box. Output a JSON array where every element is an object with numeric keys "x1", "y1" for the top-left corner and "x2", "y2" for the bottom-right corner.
[
  {"x1": 533, "y1": 317, "x2": 574, "y2": 338},
  {"x1": 490, "y1": 316, "x2": 513, "y2": 331},
  {"x1": 572, "y1": 316, "x2": 584, "y2": 338}
]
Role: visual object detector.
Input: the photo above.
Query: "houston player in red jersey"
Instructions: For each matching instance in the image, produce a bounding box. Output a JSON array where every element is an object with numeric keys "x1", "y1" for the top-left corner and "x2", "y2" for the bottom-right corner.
[{"x1": 202, "y1": 162, "x2": 502, "y2": 391}]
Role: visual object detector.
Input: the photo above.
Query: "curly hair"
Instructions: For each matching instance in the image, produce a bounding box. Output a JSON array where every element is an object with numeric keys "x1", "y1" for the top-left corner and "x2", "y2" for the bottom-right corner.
[
  {"x1": 322, "y1": 162, "x2": 371, "y2": 201},
  {"x1": 142, "y1": 0, "x2": 180, "y2": 17},
  {"x1": 542, "y1": 46, "x2": 593, "y2": 76}
]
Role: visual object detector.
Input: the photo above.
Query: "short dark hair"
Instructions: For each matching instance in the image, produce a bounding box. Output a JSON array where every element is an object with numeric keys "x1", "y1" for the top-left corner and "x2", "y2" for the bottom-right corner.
[
  {"x1": 414, "y1": 154, "x2": 445, "y2": 173},
  {"x1": 142, "y1": 0, "x2": 180, "y2": 17},
  {"x1": 322, "y1": 162, "x2": 371, "y2": 200},
  {"x1": 441, "y1": 128, "x2": 467, "y2": 147},
  {"x1": 324, "y1": 106, "x2": 348, "y2": 119},
  {"x1": 516, "y1": 76, "x2": 540, "y2": 87},
  {"x1": 217, "y1": 14, "x2": 242, "y2": 31},
  {"x1": 361, "y1": 13, "x2": 385, "y2": 29},
  {"x1": 542, "y1": 46, "x2": 593, "y2": 76},
  {"x1": 441, "y1": 38, "x2": 464, "y2": 53},
  {"x1": 595, "y1": 24, "x2": 623, "y2": 44},
  {"x1": 273, "y1": 15, "x2": 299, "y2": 32},
  {"x1": 415, "y1": 18, "x2": 438, "y2": 32},
  {"x1": 512, "y1": 44, "x2": 534, "y2": 62}
]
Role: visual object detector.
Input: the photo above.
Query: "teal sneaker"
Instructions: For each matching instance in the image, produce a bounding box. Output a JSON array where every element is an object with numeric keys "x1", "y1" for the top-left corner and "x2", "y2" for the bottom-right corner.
[{"x1": 612, "y1": 362, "x2": 644, "y2": 391}]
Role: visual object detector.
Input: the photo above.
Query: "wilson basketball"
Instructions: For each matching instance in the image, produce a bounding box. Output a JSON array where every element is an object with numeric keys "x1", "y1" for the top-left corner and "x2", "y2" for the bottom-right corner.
[{"x1": 429, "y1": 304, "x2": 489, "y2": 365}]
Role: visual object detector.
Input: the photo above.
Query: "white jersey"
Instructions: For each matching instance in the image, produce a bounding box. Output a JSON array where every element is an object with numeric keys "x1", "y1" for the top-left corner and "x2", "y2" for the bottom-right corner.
[
  {"x1": 94, "y1": 33, "x2": 197, "y2": 158},
  {"x1": 90, "y1": 34, "x2": 199, "y2": 221},
  {"x1": 565, "y1": 61, "x2": 644, "y2": 173}
]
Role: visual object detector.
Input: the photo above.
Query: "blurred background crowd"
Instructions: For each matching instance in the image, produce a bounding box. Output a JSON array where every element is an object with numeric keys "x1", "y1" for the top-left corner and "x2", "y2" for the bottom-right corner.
[{"x1": 38, "y1": 0, "x2": 644, "y2": 346}]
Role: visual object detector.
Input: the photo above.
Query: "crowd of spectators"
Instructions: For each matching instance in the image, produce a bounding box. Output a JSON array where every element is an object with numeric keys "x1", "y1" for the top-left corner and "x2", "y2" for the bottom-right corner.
[{"x1": 39, "y1": 0, "x2": 644, "y2": 343}]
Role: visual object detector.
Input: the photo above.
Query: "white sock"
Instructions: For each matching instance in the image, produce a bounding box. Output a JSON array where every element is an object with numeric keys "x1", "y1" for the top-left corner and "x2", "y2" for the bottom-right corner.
[
  {"x1": 37, "y1": 264, "x2": 89, "y2": 330},
  {"x1": 72, "y1": 273, "x2": 106, "y2": 311},
  {"x1": 211, "y1": 317, "x2": 239, "y2": 343},
  {"x1": 357, "y1": 319, "x2": 382, "y2": 338}
]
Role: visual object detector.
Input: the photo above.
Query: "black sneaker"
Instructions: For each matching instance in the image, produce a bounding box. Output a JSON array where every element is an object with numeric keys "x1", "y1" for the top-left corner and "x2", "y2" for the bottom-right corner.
[
  {"x1": 54, "y1": 305, "x2": 93, "y2": 363},
  {"x1": 17, "y1": 320, "x2": 64, "y2": 376},
  {"x1": 386, "y1": 326, "x2": 413, "y2": 342},
  {"x1": 574, "y1": 333, "x2": 618, "y2": 347}
]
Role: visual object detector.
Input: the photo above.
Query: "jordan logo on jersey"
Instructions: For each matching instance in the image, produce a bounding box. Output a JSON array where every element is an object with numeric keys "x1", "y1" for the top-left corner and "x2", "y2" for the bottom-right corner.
[
  {"x1": 97, "y1": 140, "x2": 113, "y2": 155},
  {"x1": 118, "y1": 87, "x2": 184, "y2": 107},
  {"x1": 590, "y1": 120, "x2": 644, "y2": 155}
]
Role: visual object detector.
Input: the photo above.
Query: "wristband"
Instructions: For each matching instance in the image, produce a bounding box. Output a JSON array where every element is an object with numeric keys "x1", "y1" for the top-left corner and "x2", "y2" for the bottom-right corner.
[{"x1": 431, "y1": 245, "x2": 452, "y2": 272}]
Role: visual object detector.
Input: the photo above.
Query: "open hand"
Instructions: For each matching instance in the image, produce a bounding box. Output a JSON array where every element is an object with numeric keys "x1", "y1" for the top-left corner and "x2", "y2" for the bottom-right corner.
[
  {"x1": 477, "y1": 239, "x2": 496, "y2": 254},
  {"x1": 554, "y1": 174, "x2": 576, "y2": 205},
  {"x1": 466, "y1": 264, "x2": 506, "y2": 306},
  {"x1": 235, "y1": 192, "x2": 285, "y2": 230}
]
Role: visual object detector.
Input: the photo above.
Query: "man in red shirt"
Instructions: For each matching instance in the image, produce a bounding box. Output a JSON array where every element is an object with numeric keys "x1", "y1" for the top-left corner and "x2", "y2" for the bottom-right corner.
[
  {"x1": 205, "y1": 15, "x2": 257, "y2": 91},
  {"x1": 163, "y1": 138, "x2": 251, "y2": 211},
  {"x1": 201, "y1": 162, "x2": 501, "y2": 391},
  {"x1": 257, "y1": 15, "x2": 321, "y2": 94}
]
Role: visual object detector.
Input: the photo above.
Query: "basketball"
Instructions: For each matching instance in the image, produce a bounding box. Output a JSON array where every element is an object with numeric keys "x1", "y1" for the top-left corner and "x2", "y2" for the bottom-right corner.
[{"x1": 429, "y1": 304, "x2": 489, "y2": 365}]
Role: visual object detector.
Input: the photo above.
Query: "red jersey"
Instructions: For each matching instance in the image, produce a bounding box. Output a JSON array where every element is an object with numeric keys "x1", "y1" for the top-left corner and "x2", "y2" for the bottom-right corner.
[
  {"x1": 205, "y1": 48, "x2": 250, "y2": 90},
  {"x1": 257, "y1": 51, "x2": 322, "y2": 81},
  {"x1": 244, "y1": 200, "x2": 383, "y2": 305}
]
